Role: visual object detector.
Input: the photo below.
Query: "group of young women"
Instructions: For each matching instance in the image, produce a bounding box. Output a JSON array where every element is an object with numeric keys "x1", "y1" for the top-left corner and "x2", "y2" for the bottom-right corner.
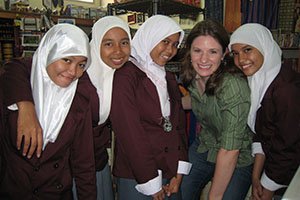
[{"x1": 0, "y1": 12, "x2": 299, "y2": 200}]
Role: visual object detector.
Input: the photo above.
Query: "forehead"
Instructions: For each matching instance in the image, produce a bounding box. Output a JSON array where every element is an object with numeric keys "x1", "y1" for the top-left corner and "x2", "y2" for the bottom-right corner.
[
  {"x1": 192, "y1": 35, "x2": 222, "y2": 48},
  {"x1": 231, "y1": 43, "x2": 252, "y2": 51},
  {"x1": 163, "y1": 32, "x2": 180, "y2": 41},
  {"x1": 102, "y1": 27, "x2": 129, "y2": 40}
]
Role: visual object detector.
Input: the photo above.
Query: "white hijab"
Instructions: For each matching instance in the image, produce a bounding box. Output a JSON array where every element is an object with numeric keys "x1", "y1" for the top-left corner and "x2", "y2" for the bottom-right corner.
[
  {"x1": 130, "y1": 15, "x2": 184, "y2": 117},
  {"x1": 31, "y1": 24, "x2": 90, "y2": 149},
  {"x1": 229, "y1": 23, "x2": 282, "y2": 133},
  {"x1": 87, "y1": 16, "x2": 131, "y2": 125}
]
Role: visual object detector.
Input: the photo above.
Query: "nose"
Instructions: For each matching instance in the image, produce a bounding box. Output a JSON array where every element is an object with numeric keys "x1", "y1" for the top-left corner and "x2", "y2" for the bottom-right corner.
[
  {"x1": 113, "y1": 44, "x2": 122, "y2": 53},
  {"x1": 68, "y1": 64, "x2": 77, "y2": 76},
  {"x1": 237, "y1": 52, "x2": 247, "y2": 64},
  {"x1": 200, "y1": 52, "x2": 208, "y2": 63}
]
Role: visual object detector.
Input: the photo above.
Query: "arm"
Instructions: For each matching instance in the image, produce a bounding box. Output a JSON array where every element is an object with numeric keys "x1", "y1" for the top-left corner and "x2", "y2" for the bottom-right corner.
[
  {"x1": 16, "y1": 101, "x2": 43, "y2": 158},
  {"x1": 209, "y1": 75, "x2": 252, "y2": 199},
  {"x1": 181, "y1": 95, "x2": 192, "y2": 110},
  {"x1": 1, "y1": 59, "x2": 43, "y2": 158},
  {"x1": 209, "y1": 148, "x2": 239, "y2": 200}
]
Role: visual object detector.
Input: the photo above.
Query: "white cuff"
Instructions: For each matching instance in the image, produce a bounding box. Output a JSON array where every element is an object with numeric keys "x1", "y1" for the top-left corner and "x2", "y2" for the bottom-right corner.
[
  {"x1": 177, "y1": 160, "x2": 192, "y2": 175},
  {"x1": 260, "y1": 171, "x2": 287, "y2": 191},
  {"x1": 252, "y1": 142, "x2": 265, "y2": 157},
  {"x1": 135, "y1": 170, "x2": 162, "y2": 196},
  {"x1": 7, "y1": 103, "x2": 18, "y2": 111}
]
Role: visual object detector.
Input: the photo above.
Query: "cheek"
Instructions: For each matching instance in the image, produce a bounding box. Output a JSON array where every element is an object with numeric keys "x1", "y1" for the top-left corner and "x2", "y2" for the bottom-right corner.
[
  {"x1": 76, "y1": 69, "x2": 84, "y2": 79},
  {"x1": 123, "y1": 47, "x2": 131, "y2": 56}
]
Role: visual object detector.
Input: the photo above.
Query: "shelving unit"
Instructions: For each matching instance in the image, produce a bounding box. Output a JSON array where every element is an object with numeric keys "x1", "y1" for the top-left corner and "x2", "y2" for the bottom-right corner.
[
  {"x1": 0, "y1": 10, "x2": 95, "y2": 64},
  {"x1": 107, "y1": 0, "x2": 204, "y2": 17},
  {"x1": 0, "y1": 10, "x2": 94, "y2": 27}
]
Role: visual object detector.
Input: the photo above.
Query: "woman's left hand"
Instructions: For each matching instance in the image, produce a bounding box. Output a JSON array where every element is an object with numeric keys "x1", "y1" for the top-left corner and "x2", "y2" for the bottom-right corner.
[{"x1": 163, "y1": 174, "x2": 183, "y2": 196}]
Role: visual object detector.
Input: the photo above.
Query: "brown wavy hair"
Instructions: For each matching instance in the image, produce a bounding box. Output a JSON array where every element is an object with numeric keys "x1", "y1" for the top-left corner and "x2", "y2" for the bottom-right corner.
[{"x1": 180, "y1": 19, "x2": 244, "y2": 95}]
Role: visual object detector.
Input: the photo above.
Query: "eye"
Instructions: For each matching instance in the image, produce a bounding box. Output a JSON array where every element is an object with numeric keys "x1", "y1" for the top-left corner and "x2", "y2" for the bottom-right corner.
[
  {"x1": 192, "y1": 48, "x2": 201, "y2": 53},
  {"x1": 121, "y1": 39, "x2": 130, "y2": 46},
  {"x1": 244, "y1": 47, "x2": 252, "y2": 53},
  {"x1": 103, "y1": 41, "x2": 113, "y2": 47},
  {"x1": 62, "y1": 58, "x2": 71, "y2": 63},
  {"x1": 172, "y1": 42, "x2": 179, "y2": 48},
  {"x1": 162, "y1": 39, "x2": 170, "y2": 45},
  {"x1": 78, "y1": 63, "x2": 86, "y2": 69},
  {"x1": 209, "y1": 50, "x2": 218, "y2": 54},
  {"x1": 231, "y1": 51, "x2": 238, "y2": 57}
]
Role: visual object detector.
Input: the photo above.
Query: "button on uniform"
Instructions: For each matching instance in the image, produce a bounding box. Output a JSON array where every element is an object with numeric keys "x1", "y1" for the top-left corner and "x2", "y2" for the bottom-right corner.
[
  {"x1": 53, "y1": 163, "x2": 59, "y2": 169},
  {"x1": 34, "y1": 166, "x2": 40, "y2": 172},
  {"x1": 33, "y1": 188, "x2": 38, "y2": 194},
  {"x1": 56, "y1": 183, "x2": 63, "y2": 190},
  {"x1": 164, "y1": 147, "x2": 169, "y2": 152}
]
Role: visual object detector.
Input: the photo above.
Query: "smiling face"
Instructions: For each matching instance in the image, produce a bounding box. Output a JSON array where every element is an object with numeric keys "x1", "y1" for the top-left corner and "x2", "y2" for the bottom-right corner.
[
  {"x1": 190, "y1": 35, "x2": 224, "y2": 79},
  {"x1": 231, "y1": 43, "x2": 264, "y2": 76},
  {"x1": 150, "y1": 33, "x2": 180, "y2": 66},
  {"x1": 46, "y1": 56, "x2": 87, "y2": 87},
  {"x1": 100, "y1": 27, "x2": 130, "y2": 69}
]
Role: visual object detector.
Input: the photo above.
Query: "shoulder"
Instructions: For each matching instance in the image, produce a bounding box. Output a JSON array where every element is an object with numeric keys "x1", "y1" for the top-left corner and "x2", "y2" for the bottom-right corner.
[
  {"x1": 3, "y1": 57, "x2": 32, "y2": 71},
  {"x1": 116, "y1": 61, "x2": 145, "y2": 75},
  {"x1": 75, "y1": 73, "x2": 93, "y2": 104},
  {"x1": 271, "y1": 64, "x2": 300, "y2": 100},
  {"x1": 278, "y1": 62, "x2": 300, "y2": 84},
  {"x1": 217, "y1": 72, "x2": 250, "y2": 101},
  {"x1": 114, "y1": 61, "x2": 147, "y2": 83},
  {"x1": 220, "y1": 72, "x2": 249, "y2": 92}
]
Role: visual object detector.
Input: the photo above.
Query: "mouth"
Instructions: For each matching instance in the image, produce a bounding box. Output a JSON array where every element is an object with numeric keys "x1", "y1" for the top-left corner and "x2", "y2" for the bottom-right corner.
[
  {"x1": 161, "y1": 54, "x2": 170, "y2": 61},
  {"x1": 111, "y1": 57, "x2": 125, "y2": 65},
  {"x1": 240, "y1": 63, "x2": 252, "y2": 70},
  {"x1": 198, "y1": 64, "x2": 211, "y2": 69}
]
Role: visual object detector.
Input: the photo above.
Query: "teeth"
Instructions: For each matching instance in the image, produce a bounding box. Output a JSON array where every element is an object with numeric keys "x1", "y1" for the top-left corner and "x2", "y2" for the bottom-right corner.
[
  {"x1": 242, "y1": 64, "x2": 251, "y2": 69},
  {"x1": 162, "y1": 55, "x2": 169, "y2": 60},
  {"x1": 199, "y1": 65, "x2": 210, "y2": 69}
]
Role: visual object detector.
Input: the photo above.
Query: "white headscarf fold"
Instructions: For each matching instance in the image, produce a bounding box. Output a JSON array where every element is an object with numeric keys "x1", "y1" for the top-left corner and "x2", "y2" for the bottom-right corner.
[
  {"x1": 229, "y1": 23, "x2": 282, "y2": 133},
  {"x1": 87, "y1": 16, "x2": 131, "y2": 124},
  {"x1": 31, "y1": 24, "x2": 90, "y2": 149},
  {"x1": 130, "y1": 15, "x2": 184, "y2": 117}
]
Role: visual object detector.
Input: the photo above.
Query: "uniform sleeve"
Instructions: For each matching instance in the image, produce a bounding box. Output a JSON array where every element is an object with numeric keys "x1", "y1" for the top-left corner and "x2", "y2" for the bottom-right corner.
[
  {"x1": 216, "y1": 75, "x2": 251, "y2": 150},
  {"x1": 110, "y1": 67, "x2": 159, "y2": 184},
  {"x1": 71, "y1": 100, "x2": 96, "y2": 200},
  {"x1": 1, "y1": 59, "x2": 33, "y2": 107}
]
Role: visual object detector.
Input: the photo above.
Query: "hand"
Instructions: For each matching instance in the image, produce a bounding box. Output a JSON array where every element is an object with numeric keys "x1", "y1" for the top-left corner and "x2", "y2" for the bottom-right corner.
[
  {"x1": 163, "y1": 174, "x2": 183, "y2": 197},
  {"x1": 152, "y1": 189, "x2": 165, "y2": 200},
  {"x1": 260, "y1": 188, "x2": 274, "y2": 200},
  {"x1": 17, "y1": 101, "x2": 43, "y2": 158},
  {"x1": 252, "y1": 177, "x2": 263, "y2": 200}
]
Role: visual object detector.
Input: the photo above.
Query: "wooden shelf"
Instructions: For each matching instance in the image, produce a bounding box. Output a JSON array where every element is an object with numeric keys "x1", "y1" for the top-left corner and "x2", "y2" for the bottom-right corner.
[
  {"x1": 108, "y1": 0, "x2": 204, "y2": 16},
  {"x1": 0, "y1": 10, "x2": 94, "y2": 27}
]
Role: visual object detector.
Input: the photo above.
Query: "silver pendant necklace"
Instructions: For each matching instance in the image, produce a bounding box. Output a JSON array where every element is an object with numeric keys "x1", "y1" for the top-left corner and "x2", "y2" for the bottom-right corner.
[{"x1": 163, "y1": 116, "x2": 172, "y2": 132}]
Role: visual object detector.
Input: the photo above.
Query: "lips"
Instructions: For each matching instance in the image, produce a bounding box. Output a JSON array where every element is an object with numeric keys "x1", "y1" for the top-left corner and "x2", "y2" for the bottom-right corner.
[
  {"x1": 161, "y1": 54, "x2": 171, "y2": 61},
  {"x1": 240, "y1": 63, "x2": 251, "y2": 70},
  {"x1": 197, "y1": 63, "x2": 211, "y2": 69},
  {"x1": 111, "y1": 57, "x2": 125, "y2": 65}
]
